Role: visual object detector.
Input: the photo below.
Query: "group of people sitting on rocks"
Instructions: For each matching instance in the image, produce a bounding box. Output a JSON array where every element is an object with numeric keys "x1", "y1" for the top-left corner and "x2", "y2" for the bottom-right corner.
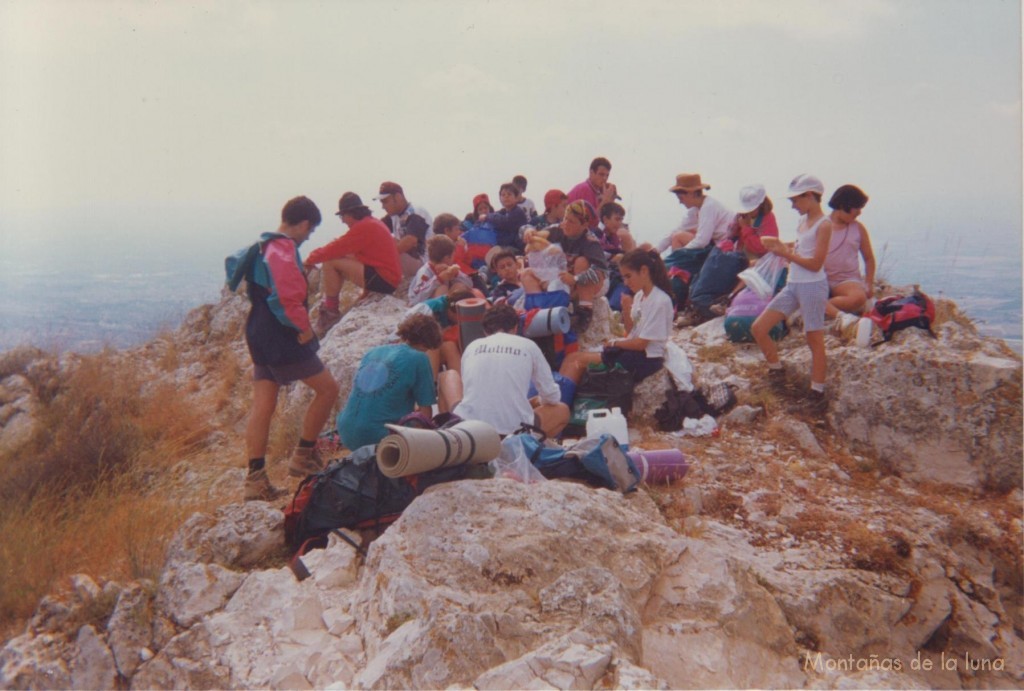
[{"x1": 236, "y1": 158, "x2": 876, "y2": 501}]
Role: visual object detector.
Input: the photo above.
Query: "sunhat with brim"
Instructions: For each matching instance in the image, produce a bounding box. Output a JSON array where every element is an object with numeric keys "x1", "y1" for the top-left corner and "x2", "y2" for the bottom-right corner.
[
  {"x1": 737, "y1": 184, "x2": 767, "y2": 214},
  {"x1": 787, "y1": 174, "x2": 824, "y2": 198},
  {"x1": 335, "y1": 192, "x2": 370, "y2": 216},
  {"x1": 669, "y1": 173, "x2": 711, "y2": 193}
]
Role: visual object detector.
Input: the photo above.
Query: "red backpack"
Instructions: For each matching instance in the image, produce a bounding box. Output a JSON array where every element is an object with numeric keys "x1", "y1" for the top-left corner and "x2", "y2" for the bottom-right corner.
[{"x1": 867, "y1": 290, "x2": 936, "y2": 343}]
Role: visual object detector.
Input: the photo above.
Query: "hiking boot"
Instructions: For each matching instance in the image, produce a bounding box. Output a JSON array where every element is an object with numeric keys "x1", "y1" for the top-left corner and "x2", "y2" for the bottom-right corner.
[
  {"x1": 314, "y1": 305, "x2": 343, "y2": 339},
  {"x1": 288, "y1": 445, "x2": 326, "y2": 478},
  {"x1": 570, "y1": 304, "x2": 593, "y2": 334},
  {"x1": 244, "y1": 469, "x2": 288, "y2": 502}
]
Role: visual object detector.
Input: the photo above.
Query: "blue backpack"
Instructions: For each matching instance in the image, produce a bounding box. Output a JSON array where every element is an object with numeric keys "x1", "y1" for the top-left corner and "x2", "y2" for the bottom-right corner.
[
  {"x1": 224, "y1": 232, "x2": 287, "y2": 292},
  {"x1": 515, "y1": 431, "x2": 640, "y2": 493}
]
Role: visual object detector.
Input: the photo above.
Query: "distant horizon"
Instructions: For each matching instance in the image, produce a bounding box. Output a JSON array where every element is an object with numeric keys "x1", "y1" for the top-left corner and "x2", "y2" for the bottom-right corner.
[
  {"x1": 1, "y1": 0, "x2": 1020, "y2": 353},
  {"x1": 1, "y1": 212, "x2": 1019, "y2": 356},
  {"x1": 2, "y1": 2, "x2": 1020, "y2": 239}
]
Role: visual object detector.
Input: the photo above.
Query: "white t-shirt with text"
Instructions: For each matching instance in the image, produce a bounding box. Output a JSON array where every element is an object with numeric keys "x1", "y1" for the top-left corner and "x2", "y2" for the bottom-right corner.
[{"x1": 455, "y1": 331, "x2": 561, "y2": 435}]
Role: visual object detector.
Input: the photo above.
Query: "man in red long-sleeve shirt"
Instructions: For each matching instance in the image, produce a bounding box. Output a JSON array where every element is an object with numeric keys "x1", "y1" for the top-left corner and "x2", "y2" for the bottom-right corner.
[{"x1": 304, "y1": 192, "x2": 403, "y2": 337}]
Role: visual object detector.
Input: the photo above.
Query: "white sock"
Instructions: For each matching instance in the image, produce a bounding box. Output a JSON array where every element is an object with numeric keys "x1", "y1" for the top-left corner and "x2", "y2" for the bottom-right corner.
[{"x1": 811, "y1": 381, "x2": 825, "y2": 392}]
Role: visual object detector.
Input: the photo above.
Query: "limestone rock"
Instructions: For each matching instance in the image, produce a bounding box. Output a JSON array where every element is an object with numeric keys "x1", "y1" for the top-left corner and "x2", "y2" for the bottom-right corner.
[
  {"x1": 759, "y1": 565, "x2": 911, "y2": 659},
  {"x1": 538, "y1": 566, "x2": 643, "y2": 660},
  {"x1": 786, "y1": 420, "x2": 827, "y2": 458},
  {"x1": 316, "y1": 293, "x2": 410, "y2": 407},
  {"x1": 641, "y1": 523, "x2": 806, "y2": 689},
  {"x1": 631, "y1": 370, "x2": 674, "y2": 424},
  {"x1": 300, "y1": 530, "x2": 362, "y2": 589},
  {"x1": 610, "y1": 658, "x2": 671, "y2": 690},
  {"x1": 106, "y1": 582, "x2": 154, "y2": 678},
  {"x1": 473, "y1": 634, "x2": 616, "y2": 690},
  {"x1": 576, "y1": 297, "x2": 613, "y2": 353},
  {"x1": 829, "y1": 323, "x2": 1022, "y2": 491},
  {"x1": 156, "y1": 562, "x2": 245, "y2": 628},
  {"x1": 130, "y1": 625, "x2": 232, "y2": 690},
  {"x1": 165, "y1": 502, "x2": 283, "y2": 569},
  {"x1": 721, "y1": 404, "x2": 763, "y2": 426},
  {"x1": 200, "y1": 568, "x2": 357, "y2": 689},
  {"x1": 0, "y1": 373, "x2": 36, "y2": 451},
  {"x1": 0, "y1": 633, "x2": 72, "y2": 690},
  {"x1": 350, "y1": 480, "x2": 685, "y2": 689},
  {"x1": 69, "y1": 625, "x2": 118, "y2": 690},
  {"x1": 208, "y1": 293, "x2": 249, "y2": 341}
]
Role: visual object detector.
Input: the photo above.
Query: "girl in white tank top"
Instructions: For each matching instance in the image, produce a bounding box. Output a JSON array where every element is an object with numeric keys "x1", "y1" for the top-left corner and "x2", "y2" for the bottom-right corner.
[{"x1": 752, "y1": 174, "x2": 833, "y2": 402}]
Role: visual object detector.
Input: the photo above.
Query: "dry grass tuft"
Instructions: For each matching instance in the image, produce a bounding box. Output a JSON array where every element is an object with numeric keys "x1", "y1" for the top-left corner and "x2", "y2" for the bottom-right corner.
[
  {"x1": 0, "y1": 473, "x2": 210, "y2": 629},
  {"x1": 1, "y1": 356, "x2": 212, "y2": 505},
  {"x1": 0, "y1": 351, "x2": 217, "y2": 633},
  {"x1": 841, "y1": 523, "x2": 901, "y2": 572},
  {"x1": 932, "y1": 298, "x2": 975, "y2": 330},
  {"x1": 702, "y1": 486, "x2": 746, "y2": 521},
  {"x1": 0, "y1": 345, "x2": 49, "y2": 380},
  {"x1": 696, "y1": 342, "x2": 737, "y2": 364},
  {"x1": 785, "y1": 506, "x2": 838, "y2": 542}
]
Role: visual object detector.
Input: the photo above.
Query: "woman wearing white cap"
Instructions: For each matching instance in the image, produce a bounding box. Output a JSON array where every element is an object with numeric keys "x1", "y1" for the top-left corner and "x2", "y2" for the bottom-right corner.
[
  {"x1": 679, "y1": 184, "x2": 780, "y2": 325},
  {"x1": 724, "y1": 184, "x2": 779, "y2": 258},
  {"x1": 752, "y1": 174, "x2": 833, "y2": 406}
]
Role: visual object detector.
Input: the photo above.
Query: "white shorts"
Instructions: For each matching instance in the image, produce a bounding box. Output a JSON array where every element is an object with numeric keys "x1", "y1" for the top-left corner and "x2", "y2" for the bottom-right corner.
[{"x1": 766, "y1": 280, "x2": 828, "y2": 332}]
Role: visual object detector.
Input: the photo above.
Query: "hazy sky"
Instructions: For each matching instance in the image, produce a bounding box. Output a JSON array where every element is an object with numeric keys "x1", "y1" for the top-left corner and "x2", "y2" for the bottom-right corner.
[{"x1": 1, "y1": 0, "x2": 1020, "y2": 263}]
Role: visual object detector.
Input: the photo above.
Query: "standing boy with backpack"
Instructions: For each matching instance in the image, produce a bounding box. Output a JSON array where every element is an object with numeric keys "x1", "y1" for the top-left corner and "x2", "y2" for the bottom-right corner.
[{"x1": 241, "y1": 196, "x2": 340, "y2": 500}]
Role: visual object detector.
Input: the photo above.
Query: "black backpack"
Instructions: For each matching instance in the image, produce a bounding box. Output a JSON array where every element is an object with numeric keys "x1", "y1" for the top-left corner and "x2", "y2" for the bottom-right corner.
[
  {"x1": 565, "y1": 363, "x2": 635, "y2": 437},
  {"x1": 284, "y1": 443, "x2": 471, "y2": 567},
  {"x1": 284, "y1": 446, "x2": 415, "y2": 556}
]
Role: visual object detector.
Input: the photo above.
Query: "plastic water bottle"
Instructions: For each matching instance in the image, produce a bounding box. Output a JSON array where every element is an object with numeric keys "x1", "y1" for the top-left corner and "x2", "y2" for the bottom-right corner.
[
  {"x1": 586, "y1": 408, "x2": 629, "y2": 449},
  {"x1": 855, "y1": 316, "x2": 873, "y2": 348}
]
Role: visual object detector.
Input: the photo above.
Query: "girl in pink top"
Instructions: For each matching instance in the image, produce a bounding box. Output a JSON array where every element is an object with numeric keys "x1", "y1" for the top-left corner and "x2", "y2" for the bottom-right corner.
[{"x1": 824, "y1": 185, "x2": 876, "y2": 319}]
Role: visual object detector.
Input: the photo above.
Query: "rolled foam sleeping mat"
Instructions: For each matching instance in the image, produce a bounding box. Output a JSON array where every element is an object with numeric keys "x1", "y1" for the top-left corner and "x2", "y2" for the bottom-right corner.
[
  {"x1": 376, "y1": 420, "x2": 501, "y2": 478},
  {"x1": 456, "y1": 298, "x2": 489, "y2": 350},
  {"x1": 523, "y1": 306, "x2": 571, "y2": 337},
  {"x1": 627, "y1": 449, "x2": 689, "y2": 483}
]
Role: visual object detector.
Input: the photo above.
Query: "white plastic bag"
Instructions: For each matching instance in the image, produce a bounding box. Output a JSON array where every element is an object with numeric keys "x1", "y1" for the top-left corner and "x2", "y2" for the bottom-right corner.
[
  {"x1": 664, "y1": 342, "x2": 694, "y2": 392},
  {"x1": 526, "y1": 244, "x2": 567, "y2": 284},
  {"x1": 738, "y1": 253, "x2": 788, "y2": 299},
  {"x1": 673, "y1": 414, "x2": 719, "y2": 437},
  {"x1": 489, "y1": 436, "x2": 547, "y2": 484}
]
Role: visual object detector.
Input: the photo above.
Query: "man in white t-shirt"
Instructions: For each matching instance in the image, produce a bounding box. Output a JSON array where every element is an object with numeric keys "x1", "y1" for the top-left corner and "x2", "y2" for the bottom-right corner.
[
  {"x1": 454, "y1": 304, "x2": 569, "y2": 437},
  {"x1": 656, "y1": 173, "x2": 734, "y2": 251}
]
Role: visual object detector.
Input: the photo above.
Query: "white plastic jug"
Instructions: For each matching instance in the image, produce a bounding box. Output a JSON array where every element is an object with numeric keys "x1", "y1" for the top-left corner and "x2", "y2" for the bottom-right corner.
[
  {"x1": 586, "y1": 408, "x2": 629, "y2": 449},
  {"x1": 855, "y1": 316, "x2": 874, "y2": 348}
]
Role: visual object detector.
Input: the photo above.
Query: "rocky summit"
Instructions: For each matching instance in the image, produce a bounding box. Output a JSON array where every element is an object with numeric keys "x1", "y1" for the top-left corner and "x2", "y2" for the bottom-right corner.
[{"x1": 0, "y1": 285, "x2": 1021, "y2": 689}]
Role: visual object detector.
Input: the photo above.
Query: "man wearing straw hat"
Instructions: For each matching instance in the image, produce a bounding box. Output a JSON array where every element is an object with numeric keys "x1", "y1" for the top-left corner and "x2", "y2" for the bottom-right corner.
[
  {"x1": 659, "y1": 173, "x2": 734, "y2": 252},
  {"x1": 454, "y1": 304, "x2": 569, "y2": 437}
]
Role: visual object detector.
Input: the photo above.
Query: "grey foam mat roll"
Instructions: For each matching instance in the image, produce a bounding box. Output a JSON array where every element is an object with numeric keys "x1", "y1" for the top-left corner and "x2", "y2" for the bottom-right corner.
[{"x1": 376, "y1": 420, "x2": 501, "y2": 478}]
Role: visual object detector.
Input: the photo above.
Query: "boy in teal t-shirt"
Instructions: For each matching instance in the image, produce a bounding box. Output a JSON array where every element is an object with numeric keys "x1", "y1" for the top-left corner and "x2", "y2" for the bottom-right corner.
[{"x1": 336, "y1": 314, "x2": 441, "y2": 450}]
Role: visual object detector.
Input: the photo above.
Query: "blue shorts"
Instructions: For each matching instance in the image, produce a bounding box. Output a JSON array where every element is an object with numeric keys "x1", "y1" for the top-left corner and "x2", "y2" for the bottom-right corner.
[
  {"x1": 253, "y1": 353, "x2": 325, "y2": 385},
  {"x1": 766, "y1": 280, "x2": 828, "y2": 332}
]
